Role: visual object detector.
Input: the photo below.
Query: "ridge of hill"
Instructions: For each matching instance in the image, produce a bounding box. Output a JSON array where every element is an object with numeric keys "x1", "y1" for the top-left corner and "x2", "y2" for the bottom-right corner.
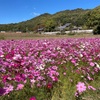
[{"x1": 0, "y1": 6, "x2": 100, "y2": 32}]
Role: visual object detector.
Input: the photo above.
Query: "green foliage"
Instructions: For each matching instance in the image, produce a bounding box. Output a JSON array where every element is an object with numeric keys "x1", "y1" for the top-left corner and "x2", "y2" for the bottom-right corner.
[
  {"x1": 68, "y1": 32, "x2": 76, "y2": 35},
  {"x1": 45, "y1": 19, "x2": 57, "y2": 32},
  {"x1": 86, "y1": 6, "x2": 100, "y2": 28},
  {"x1": 56, "y1": 32, "x2": 66, "y2": 35},
  {"x1": 93, "y1": 25, "x2": 100, "y2": 35}
]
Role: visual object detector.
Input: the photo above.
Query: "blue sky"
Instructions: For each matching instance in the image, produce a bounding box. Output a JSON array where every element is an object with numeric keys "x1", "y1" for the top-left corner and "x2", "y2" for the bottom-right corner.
[{"x1": 0, "y1": 0, "x2": 100, "y2": 24}]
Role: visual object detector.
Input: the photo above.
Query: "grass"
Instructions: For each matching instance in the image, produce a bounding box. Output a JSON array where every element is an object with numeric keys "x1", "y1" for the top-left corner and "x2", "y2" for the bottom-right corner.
[
  {"x1": 0, "y1": 63, "x2": 100, "y2": 100},
  {"x1": 0, "y1": 32, "x2": 100, "y2": 40},
  {"x1": 0, "y1": 58, "x2": 100, "y2": 100}
]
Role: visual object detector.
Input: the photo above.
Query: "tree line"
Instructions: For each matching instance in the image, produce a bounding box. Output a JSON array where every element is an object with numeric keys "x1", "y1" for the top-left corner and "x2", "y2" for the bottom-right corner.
[{"x1": 0, "y1": 6, "x2": 100, "y2": 33}]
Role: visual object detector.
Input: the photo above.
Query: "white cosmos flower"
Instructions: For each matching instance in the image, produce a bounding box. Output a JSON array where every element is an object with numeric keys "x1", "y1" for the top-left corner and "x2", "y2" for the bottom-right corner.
[
  {"x1": 13, "y1": 54, "x2": 22, "y2": 60},
  {"x1": 95, "y1": 62, "x2": 100, "y2": 69}
]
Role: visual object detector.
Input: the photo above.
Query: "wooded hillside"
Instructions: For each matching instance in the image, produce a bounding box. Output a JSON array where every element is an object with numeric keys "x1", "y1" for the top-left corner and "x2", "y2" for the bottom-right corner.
[{"x1": 0, "y1": 6, "x2": 100, "y2": 32}]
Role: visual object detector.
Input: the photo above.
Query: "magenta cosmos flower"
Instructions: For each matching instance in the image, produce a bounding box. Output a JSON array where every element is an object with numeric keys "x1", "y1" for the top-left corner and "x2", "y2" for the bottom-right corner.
[
  {"x1": 76, "y1": 82, "x2": 86, "y2": 93},
  {"x1": 0, "y1": 88, "x2": 6, "y2": 96},
  {"x1": 47, "y1": 83, "x2": 53, "y2": 89}
]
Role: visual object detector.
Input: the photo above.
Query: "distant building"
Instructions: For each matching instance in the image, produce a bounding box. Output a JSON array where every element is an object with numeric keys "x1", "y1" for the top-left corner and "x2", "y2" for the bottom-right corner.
[
  {"x1": 0, "y1": 31, "x2": 6, "y2": 33},
  {"x1": 37, "y1": 28, "x2": 44, "y2": 31},
  {"x1": 16, "y1": 31, "x2": 22, "y2": 33},
  {"x1": 73, "y1": 26, "x2": 82, "y2": 30},
  {"x1": 37, "y1": 28, "x2": 44, "y2": 34},
  {"x1": 57, "y1": 23, "x2": 71, "y2": 31}
]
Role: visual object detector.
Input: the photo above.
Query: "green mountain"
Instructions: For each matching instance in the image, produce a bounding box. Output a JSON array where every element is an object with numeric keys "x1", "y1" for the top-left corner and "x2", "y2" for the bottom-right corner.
[
  {"x1": 85, "y1": 6, "x2": 100, "y2": 28},
  {"x1": 0, "y1": 6, "x2": 100, "y2": 32}
]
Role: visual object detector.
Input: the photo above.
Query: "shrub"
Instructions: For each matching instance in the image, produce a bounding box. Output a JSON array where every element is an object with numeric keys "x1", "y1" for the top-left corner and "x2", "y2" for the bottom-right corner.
[
  {"x1": 56, "y1": 32, "x2": 66, "y2": 35},
  {"x1": 93, "y1": 25, "x2": 100, "y2": 35},
  {"x1": 68, "y1": 32, "x2": 76, "y2": 35}
]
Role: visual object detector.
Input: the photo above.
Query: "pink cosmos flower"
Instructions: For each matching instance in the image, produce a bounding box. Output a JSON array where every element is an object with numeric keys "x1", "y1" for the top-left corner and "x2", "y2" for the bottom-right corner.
[
  {"x1": 87, "y1": 75, "x2": 93, "y2": 81},
  {"x1": 90, "y1": 62, "x2": 95, "y2": 67},
  {"x1": 63, "y1": 72, "x2": 66, "y2": 76},
  {"x1": 16, "y1": 84, "x2": 24, "y2": 90},
  {"x1": 30, "y1": 79, "x2": 36, "y2": 84},
  {"x1": 29, "y1": 96, "x2": 36, "y2": 100},
  {"x1": 76, "y1": 82, "x2": 86, "y2": 93},
  {"x1": 88, "y1": 85, "x2": 96, "y2": 91},
  {"x1": 75, "y1": 91, "x2": 79, "y2": 97},
  {"x1": 52, "y1": 77, "x2": 58, "y2": 81},
  {"x1": 71, "y1": 59, "x2": 76, "y2": 65},
  {"x1": 75, "y1": 69, "x2": 80, "y2": 74},
  {"x1": 15, "y1": 75, "x2": 22, "y2": 82},
  {"x1": 0, "y1": 49, "x2": 4, "y2": 57},
  {"x1": 52, "y1": 66, "x2": 58, "y2": 70},
  {"x1": 3, "y1": 85, "x2": 14, "y2": 95}
]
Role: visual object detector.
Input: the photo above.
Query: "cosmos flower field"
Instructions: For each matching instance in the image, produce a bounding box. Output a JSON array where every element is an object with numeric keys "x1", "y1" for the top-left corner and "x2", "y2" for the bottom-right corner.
[{"x1": 0, "y1": 38, "x2": 100, "y2": 100}]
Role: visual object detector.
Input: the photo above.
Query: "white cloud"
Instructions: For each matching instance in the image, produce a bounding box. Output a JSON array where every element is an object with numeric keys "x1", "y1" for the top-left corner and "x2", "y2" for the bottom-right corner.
[{"x1": 30, "y1": 12, "x2": 40, "y2": 16}]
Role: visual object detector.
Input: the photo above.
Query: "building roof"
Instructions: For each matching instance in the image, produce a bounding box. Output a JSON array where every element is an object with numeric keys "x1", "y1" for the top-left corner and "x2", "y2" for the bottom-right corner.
[
  {"x1": 58, "y1": 23, "x2": 71, "y2": 30},
  {"x1": 38, "y1": 28, "x2": 44, "y2": 31}
]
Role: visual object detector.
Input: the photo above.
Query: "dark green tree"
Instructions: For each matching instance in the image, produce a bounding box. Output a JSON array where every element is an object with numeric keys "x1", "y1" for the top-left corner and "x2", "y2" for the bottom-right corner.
[{"x1": 93, "y1": 24, "x2": 100, "y2": 35}]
